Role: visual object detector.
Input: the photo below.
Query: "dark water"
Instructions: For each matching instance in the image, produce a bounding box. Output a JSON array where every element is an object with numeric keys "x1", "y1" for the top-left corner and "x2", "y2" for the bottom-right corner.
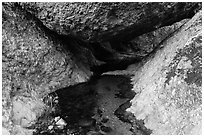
[{"x1": 32, "y1": 75, "x2": 152, "y2": 135}]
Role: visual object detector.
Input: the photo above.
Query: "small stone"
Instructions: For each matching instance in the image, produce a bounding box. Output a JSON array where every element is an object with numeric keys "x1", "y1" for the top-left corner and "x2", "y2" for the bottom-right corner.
[
  {"x1": 54, "y1": 99, "x2": 59, "y2": 103},
  {"x1": 93, "y1": 26, "x2": 98, "y2": 30},
  {"x1": 56, "y1": 118, "x2": 67, "y2": 126},
  {"x1": 102, "y1": 26, "x2": 108, "y2": 31},
  {"x1": 54, "y1": 116, "x2": 60, "y2": 122},
  {"x1": 57, "y1": 125, "x2": 64, "y2": 129},
  {"x1": 48, "y1": 125, "x2": 54, "y2": 130}
]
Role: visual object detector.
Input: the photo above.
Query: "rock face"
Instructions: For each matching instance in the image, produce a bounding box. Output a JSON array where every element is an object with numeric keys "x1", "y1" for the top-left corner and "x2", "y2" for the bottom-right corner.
[
  {"x1": 19, "y1": 2, "x2": 201, "y2": 74},
  {"x1": 2, "y1": 3, "x2": 92, "y2": 134},
  {"x1": 9, "y1": 2, "x2": 201, "y2": 75},
  {"x1": 21, "y1": 2, "x2": 200, "y2": 42},
  {"x1": 128, "y1": 11, "x2": 202, "y2": 135},
  {"x1": 90, "y1": 19, "x2": 189, "y2": 74},
  {"x1": 2, "y1": 2, "x2": 202, "y2": 135}
]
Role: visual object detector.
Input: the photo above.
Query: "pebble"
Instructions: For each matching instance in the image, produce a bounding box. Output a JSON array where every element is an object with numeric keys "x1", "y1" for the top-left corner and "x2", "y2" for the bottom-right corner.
[
  {"x1": 56, "y1": 118, "x2": 67, "y2": 127},
  {"x1": 48, "y1": 125, "x2": 54, "y2": 130},
  {"x1": 54, "y1": 116, "x2": 60, "y2": 122}
]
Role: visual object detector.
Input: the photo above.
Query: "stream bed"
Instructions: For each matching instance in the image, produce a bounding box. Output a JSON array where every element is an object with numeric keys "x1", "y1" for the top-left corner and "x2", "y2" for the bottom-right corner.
[{"x1": 31, "y1": 75, "x2": 152, "y2": 135}]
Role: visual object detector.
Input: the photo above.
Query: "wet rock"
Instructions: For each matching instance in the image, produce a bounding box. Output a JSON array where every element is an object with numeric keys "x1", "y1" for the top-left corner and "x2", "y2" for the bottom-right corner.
[
  {"x1": 116, "y1": 76, "x2": 136, "y2": 99},
  {"x1": 114, "y1": 101, "x2": 133, "y2": 123},
  {"x1": 78, "y1": 118, "x2": 96, "y2": 127}
]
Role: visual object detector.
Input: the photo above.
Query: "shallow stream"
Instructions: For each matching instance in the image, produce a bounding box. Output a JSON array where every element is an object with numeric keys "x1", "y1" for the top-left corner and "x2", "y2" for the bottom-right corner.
[{"x1": 32, "y1": 75, "x2": 151, "y2": 135}]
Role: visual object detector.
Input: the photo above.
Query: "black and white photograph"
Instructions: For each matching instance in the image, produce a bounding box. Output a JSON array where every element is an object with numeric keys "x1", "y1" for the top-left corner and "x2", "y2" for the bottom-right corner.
[{"x1": 1, "y1": 1, "x2": 202, "y2": 135}]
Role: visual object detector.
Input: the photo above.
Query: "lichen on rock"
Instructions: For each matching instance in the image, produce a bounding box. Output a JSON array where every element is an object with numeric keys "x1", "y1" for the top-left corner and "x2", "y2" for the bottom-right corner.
[{"x1": 128, "y1": 11, "x2": 202, "y2": 135}]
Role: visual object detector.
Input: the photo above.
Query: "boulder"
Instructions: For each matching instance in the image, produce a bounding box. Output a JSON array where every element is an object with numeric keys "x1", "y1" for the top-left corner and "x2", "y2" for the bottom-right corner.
[
  {"x1": 21, "y1": 2, "x2": 200, "y2": 42},
  {"x1": 2, "y1": 3, "x2": 92, "y2": 134},
  {"x1": 128, "y1": 11, "x2": 202, "y2": 135}
]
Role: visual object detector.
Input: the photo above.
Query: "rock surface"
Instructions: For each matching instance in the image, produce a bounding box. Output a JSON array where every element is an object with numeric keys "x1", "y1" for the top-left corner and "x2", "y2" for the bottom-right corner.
[
  {"x1": 2, "y1": 3, "x2": 92, "y2": 134},
  {"x1": 21, "y1": 2, "x2": 200, "y2": 42},
  {"x1": 10, "y1": 2, "x2": 201, "y2": 75},
  {"x1": 90, "y1": 19, "x2": 190, "y2": 74},
  {"x1": 33, "y1": 75, "x2": 141, "y2": 135},
  {"x1": 19, "y1": 2, "x2": 201, "y2": 74},
  {"x1": 2, "y1": 2, "x2": 202, "y2": 135},
  {"x1": 128, "y1": 11, "x2": 202, "y2": 135}
]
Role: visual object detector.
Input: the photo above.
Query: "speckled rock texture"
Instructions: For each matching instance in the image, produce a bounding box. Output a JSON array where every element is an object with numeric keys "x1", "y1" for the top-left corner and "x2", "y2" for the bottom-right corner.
[
  {"x1": 2, "y1": 3, "x2": 92, "y2": 134},
  {"x1": 89, "y1": 17, "x2": 193, "y2": 76},
  {"x1": 1, "y1": 2, "x2": 202, "y2": 135},
  {"x1": 21, "y1": 2, "x2": 200, "y2": 42},
  {"x1": 128, "y1": 11, "x2": 202, "y2": 135},
  {"x1": 12, "y1": 2, "x2": 201, "y2": 75}
]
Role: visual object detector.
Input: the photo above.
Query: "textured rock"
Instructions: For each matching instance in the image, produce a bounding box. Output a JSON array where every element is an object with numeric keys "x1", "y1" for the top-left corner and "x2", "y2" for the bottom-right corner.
[
  {"x1": 2, "y1": 3, "x2": 92, "y2": 134},
  {"x1": 2, "y1": 2, "x2": 202, "y2": 135},
  {"x1": 17, "y1": 2, "x2": 201, "y2": 74},
  {"x1": 21, "y1": 2, "x2": 200, "y2": 42},
  {"x1": 90, "y1": 18, "x2": 190, "y2": 75},
  {"x1": 128, "y1": 19, "x2": 189, "y2": 54},
  {"x1": 128, "y1": 11, "x2": 202, "y2": 135}
]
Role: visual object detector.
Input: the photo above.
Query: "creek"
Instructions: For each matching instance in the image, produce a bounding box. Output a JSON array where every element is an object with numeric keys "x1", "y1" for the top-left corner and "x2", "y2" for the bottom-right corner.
[{"x1": 32, "y1": 74, "x2": 152, "y2": 135}]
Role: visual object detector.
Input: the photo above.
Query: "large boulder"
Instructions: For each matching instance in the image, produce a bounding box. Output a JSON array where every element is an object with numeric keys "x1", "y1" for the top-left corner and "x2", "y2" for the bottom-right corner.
[
  {"x1": 2, "y1": 3, "x2": 92, "y2": 134},
  {"x1": 21, "y1": 2, "x2": 200, "y2": 42},
  {"x1": 128, "y1": 11, "x2": 202, "y2": 134}
]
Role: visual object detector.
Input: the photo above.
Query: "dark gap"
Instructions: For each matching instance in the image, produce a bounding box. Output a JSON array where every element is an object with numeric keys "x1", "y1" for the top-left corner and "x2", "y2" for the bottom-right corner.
[{"x1": 31, "y1": 75, "x2": 152, "y2": 135}]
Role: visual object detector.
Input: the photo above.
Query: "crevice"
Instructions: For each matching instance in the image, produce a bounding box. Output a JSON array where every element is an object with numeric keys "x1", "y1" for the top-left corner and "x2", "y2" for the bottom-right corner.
[
  {"x1": 3, "y1": 2, "x2": 201, "y2": 135},
  {"x1": 96, "y1": 3, "x2": 200, "y2": 42},
  {"x1": 11, "y1": 2, "x2": 201, "y2": 77},
  {"x1": 31, "y1": 75, "x2": 152, "y2": 135}
]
